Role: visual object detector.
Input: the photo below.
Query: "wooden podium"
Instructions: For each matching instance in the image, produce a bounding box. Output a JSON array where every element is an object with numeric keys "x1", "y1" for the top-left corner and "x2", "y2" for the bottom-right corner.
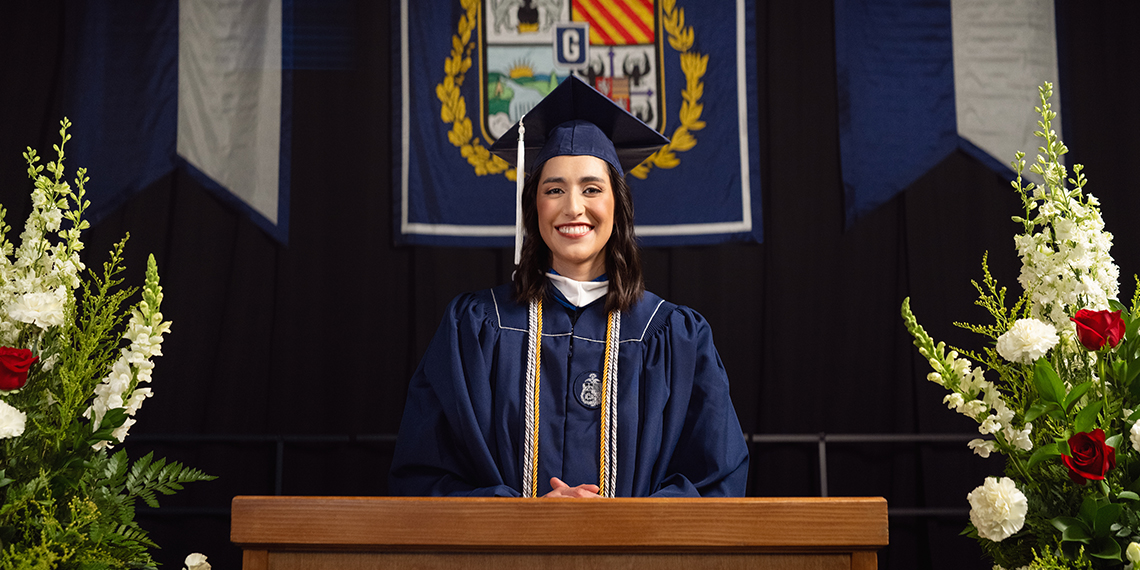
[{"x1": 231, "y1": 496, "x2": 888, "y2": 570}]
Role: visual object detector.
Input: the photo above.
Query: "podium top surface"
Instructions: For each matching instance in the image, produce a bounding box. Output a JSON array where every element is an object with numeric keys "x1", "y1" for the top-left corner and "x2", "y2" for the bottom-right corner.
[{"x1": 230, "y1": 496, "x2": 888, "y2": 553}]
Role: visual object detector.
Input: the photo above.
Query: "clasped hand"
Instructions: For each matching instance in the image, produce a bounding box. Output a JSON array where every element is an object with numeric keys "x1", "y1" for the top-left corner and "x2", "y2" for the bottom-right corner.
[{"x1": 542, "y1": 477, "x2": 601, "y2": 498}]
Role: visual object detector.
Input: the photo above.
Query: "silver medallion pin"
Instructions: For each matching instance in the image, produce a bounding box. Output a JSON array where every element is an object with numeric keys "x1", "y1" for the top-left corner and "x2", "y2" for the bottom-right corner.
[{"x1": 576, "y1": 371, "x2": 602, "y2": 409}]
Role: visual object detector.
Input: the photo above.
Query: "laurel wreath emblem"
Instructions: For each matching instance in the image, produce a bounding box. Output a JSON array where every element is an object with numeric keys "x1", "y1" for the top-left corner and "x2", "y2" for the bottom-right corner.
[
  {"x1": 436, "y1": 0, "x2": 513, "y2": 178},
  {"x1": 435, "y1": 0, "x2": 707, "y2": 181}
]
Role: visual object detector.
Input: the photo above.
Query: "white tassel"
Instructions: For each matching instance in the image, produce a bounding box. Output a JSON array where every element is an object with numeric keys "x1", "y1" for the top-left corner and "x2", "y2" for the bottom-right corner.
[{"x1": 514, "y1": 116, "x2": 527, "y2": 266}]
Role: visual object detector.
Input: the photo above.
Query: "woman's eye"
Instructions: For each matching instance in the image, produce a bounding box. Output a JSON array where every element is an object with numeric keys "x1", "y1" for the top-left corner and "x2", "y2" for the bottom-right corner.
[{"x1": 543, "y1": 187, "x2": 564, "y2": 195}]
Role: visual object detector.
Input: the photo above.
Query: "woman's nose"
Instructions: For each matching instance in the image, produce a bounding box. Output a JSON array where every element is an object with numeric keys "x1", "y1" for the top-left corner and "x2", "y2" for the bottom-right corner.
[{"x1": 563, "y1": 191, "x2": 585, "y2": 216}]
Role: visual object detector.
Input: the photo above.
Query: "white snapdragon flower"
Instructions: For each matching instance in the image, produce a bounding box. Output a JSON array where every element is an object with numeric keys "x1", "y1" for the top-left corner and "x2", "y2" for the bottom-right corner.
[
  {"x1": 124, "y1": 387, "x2": 152, "y2": 415},
  {"x1": 1003, "y1": 422, "x2": 1033, "y2": 452},
  {"x1": 996, "y1": 319, "x2": 1059, "y2": 364},
  {"x1": 1128, "y1": 542, "x2": 1140, "y2": 565},
  {"x1": 184, "y1": 553, "x2": 211, "y2": 570},
  {"x1": 109, "y1": 417, "x2": 136, "y2": 444},
  {"x1": 0, "y1": 399, "x2": 26, "y2": 439},
  {"x1": 1015, "y1": 183, "x2": 1119, "y2": 327},
  {"x1": 85, "y1": 266, "x2": 170, "y2": 449},
  {"x1": 943, "y1": 393, "x2": 964, "y2": 410},
  {"x1": 962, "y1": 400, "x2": 988, "y2": 418},
  {"x1": 967, "y1": 477, "x2": 1028, "y2": 542},
  {"x1": 979, "y1": 416, "x2": 1001, "y2": 435},
  {"x1": 968, "y1": 439, "x2": 998, "y2": 458}
]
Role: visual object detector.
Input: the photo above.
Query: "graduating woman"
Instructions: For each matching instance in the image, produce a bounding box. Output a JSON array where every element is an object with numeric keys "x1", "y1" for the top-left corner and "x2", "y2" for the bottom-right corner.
[{"x1": 390, "y1": 76, "x2": 749, "y2": 498}]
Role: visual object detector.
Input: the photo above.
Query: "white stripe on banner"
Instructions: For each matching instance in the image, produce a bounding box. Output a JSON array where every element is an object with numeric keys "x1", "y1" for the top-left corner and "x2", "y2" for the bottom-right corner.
[
  {"x1": 952, "y1": 0, "x2": 1059, "y2": 172},
  {"x1": 178, "y1": 0, "x2": 282, "y2": 225}
]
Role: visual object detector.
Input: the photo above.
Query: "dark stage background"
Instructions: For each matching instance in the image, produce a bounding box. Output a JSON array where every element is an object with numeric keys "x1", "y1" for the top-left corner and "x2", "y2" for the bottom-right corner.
[{"x1": 1, "y1": 1, "x2": 1137, "y2": 568}]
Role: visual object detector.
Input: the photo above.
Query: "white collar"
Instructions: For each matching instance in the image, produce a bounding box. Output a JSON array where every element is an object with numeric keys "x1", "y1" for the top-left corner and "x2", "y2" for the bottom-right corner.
[{"x1": 546, "y1": 272, "x2": 609, "y2": 308}]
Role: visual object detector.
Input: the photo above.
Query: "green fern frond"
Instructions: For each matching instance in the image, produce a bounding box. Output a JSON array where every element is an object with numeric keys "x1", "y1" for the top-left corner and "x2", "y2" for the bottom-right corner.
[{"x1": 125, "y1": 453, "x2": 215, "y2": 509}]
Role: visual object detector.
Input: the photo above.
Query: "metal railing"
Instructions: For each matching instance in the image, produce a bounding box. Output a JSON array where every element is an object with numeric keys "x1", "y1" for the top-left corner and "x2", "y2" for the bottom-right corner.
[{"x1": 131, "y1": 432, "x2": 976, "y2": 519}]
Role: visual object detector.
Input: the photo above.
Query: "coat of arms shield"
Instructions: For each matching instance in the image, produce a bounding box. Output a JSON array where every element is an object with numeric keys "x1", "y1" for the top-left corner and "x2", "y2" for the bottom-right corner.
[{"x1": 479, "y1": 0, "x2": 664, "y2": 143}]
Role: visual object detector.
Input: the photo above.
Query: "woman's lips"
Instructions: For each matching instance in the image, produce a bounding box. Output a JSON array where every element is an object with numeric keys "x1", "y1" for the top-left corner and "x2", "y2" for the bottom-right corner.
[{"x1": 556, "y1": 224, "x2": 593, "y2": 238}]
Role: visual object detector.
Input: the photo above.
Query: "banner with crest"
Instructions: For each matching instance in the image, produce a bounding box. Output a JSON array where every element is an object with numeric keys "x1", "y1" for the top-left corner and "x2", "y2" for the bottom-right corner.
[{"x1": 394, "y1": 0, "x2": 761, "y2": 246}]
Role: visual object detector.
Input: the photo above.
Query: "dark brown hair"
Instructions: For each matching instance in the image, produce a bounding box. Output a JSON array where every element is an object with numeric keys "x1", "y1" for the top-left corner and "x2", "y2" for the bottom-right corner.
[{"x1": 512, "y1": 160, "x2": 644, "y2": 313}]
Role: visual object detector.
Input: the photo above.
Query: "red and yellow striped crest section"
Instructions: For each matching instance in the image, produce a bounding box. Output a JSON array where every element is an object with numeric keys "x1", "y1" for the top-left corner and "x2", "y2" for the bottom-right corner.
[{"x1": 572, "y1": 0, "x2": 655, "y2": 45}]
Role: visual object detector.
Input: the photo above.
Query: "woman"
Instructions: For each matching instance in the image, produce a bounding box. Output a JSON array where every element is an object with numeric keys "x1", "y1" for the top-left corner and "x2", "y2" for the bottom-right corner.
[{"x1": 389, "y1": 77, "x2": 749, "y2": 498}]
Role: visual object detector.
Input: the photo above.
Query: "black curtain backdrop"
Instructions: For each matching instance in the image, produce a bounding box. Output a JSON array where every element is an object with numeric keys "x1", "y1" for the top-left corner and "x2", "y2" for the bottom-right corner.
[{"x1": 1, "y1": 1, "x2": 1137, "y2": 568}]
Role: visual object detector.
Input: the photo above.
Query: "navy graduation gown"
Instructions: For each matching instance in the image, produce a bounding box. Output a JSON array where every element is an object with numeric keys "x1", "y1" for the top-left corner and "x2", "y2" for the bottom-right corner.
[{"x1": 389, "y1": 283, "x2": 749, "y2": 497}]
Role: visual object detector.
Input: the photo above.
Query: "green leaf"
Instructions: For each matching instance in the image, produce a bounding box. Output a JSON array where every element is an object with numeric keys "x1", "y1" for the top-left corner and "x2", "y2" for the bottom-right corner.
[
  {"x1": 87, "y1": 407, "x2": 130, "y2": 445},
  {"x1": 1026, "y1": 402, "x2": 1060, "y2": 423},
  {"x1": 1126, "y1": 319, "x2": 1140, "y2": 343},
  {"x1": 1035, "y1": 359, "x2": 1065, "y2": 406},
  {"x1": 1107, "y1": 433, "x2": 1124, "y2": 451},
  {"x1": 1080, "y1": 497, "x2": 1100, "y2": 524},
  {"x1": 1127, "y1": 357, "x2": 1140, "y2": 386},
  {"x1": 1028, "y1": 442, "x2": 1064, "y2": 469},
  {"x1": 1093, "y1": 502, "x2": 1123, "y2": 537},
  {"x1": 1113, "y1": 359, "x2": 1128, "y2": 382},
  {"x1": 1053, "y1": 516, "x2": 1092, "y2": 544},
  {"x1": 1075, "y1": 400, "x2": 1104, "y2": 434},
  {"x1": 1064, "y1": 381, "x2": 1094, "y2": 413},
  {"x1": 1117, "y1": 491, "x2": 1140, "y2": 501},
  {"x1": 1091, "y1": 536, "x2": 1123, "y2": 560}
]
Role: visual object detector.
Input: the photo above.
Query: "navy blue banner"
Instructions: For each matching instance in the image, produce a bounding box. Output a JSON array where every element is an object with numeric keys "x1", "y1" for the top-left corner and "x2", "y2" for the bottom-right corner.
[
  {"x1": 394, "y1": 0, "x2": 763, "y2": 247},
  {"x1": 835, "y1": 0, "x2": 1060, "y2": 226},
  {"x1": 64, "y1": 0, "x2": 294, "y2": 244}
]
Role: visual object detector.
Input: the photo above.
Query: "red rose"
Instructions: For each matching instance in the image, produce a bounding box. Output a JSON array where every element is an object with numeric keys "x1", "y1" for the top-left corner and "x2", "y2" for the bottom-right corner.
[
  {"x1": 1071, "y1": 309, "x2": 1126, "y2": 351},
  {"x1": 1062, "y1": 428, "x2": 1116, "y2": 485},
  {"x1": 0, "y1": 347, "x2": 38, "y2": 391}
]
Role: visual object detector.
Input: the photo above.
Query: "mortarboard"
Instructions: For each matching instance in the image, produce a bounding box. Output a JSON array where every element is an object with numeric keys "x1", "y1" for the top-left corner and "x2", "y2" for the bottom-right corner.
[{"x1": 489, "y1": 75, "x2": 670, "y2": 264}]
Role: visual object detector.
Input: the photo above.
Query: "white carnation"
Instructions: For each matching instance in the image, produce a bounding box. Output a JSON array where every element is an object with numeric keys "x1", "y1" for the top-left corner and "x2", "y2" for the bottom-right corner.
[
  {"x1": 967, "y1": 477, "x2": 1028, "y2": 542},
  {"x1": 0, "y1": 399, "x2": 26, "y2": 439},
  {"x1": 184, "y1": 553, "x2": 211, "y2": 570},
  {"x1": 996, "y1": 319, "x2": 1059, "y2": 364},
  {"x1": 7, "y1": 289, "x2": 66, "y2": 328},
  {"x1": 1131, "y1": 421, "x2": 1140, "y2": 453}
]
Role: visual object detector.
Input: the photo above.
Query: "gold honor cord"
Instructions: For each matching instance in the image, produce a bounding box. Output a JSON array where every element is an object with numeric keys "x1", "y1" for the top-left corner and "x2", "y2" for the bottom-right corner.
[
  {"x1": 524, "y1": 300, "x2": 620, "y2": 497},
  {"x1": 523, "y1": 300, "x2": 543, "y2": 497},
  {"x1": 530, "y1": 301, "x2": 542, "y2": 497},
  {"x1": 598, "y1": 310, "x2": 621, "y2": 497}
]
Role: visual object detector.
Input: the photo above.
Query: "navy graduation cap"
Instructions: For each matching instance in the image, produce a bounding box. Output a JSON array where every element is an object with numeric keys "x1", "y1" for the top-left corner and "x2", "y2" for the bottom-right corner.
[
  {"x1": 489, "y1": 75, "x2": 669, "y2": 264},
  {"x1": 490, "y1": 75, "x2": 669, "y2": 177}
]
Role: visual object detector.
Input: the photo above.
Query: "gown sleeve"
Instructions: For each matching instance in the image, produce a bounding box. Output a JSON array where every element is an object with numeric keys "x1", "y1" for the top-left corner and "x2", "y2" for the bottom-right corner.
[
  {"x1": 645, "y1": 306, "x2": 749, "y2": 497},
  {"x1": 388, "y1": 293, "x2": 520, "y2": 497}
]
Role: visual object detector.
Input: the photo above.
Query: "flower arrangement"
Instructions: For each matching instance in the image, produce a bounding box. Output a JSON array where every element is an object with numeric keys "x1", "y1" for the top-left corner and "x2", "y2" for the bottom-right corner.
[
  {"x1": 902, "y1": 82, "x2": 1140, "y2": 569},
  {"x1": 0, "y1": 120, "x2": 213, "y2": 568}
]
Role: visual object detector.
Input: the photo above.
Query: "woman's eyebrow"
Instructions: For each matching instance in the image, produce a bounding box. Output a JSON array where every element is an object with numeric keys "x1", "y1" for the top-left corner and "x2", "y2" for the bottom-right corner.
[{"x1": 541, "y1": 175, "x2": 606, "y2": 184}]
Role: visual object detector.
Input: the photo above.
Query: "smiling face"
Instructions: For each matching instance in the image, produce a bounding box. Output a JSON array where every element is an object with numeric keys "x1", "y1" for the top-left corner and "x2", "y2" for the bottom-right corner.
[{"x1": 535, "y1": 154, "x2": 615, "y2": 281}]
